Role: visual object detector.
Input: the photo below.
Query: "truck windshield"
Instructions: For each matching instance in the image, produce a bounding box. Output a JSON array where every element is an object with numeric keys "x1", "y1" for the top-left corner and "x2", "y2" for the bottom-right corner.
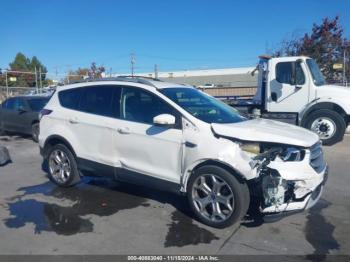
[
  {"x1": 306, "y1": 59, "x2": 326, "y2": 86},
  {"x1": 160, "y1": 88, "x2": 245, "y2": 124}
]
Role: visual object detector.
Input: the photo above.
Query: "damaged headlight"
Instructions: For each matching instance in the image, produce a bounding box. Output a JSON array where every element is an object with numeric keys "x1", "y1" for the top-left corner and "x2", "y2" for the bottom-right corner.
[
  {"x1": 280, "y1": 147, "x2": 305, "y2": 162},
  {"x1": 240, "y1": 143, "x2": 260, "y2": 155},
  {"x1": 248, "y1": 145, "x2": 304, "y2": 170}
]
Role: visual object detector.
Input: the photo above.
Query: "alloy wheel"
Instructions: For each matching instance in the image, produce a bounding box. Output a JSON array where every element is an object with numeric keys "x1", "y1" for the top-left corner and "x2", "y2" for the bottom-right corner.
[
  {"x1": 49, "y1": 149, "x2": 72, "y2": 184},
  {"x1": 191, "y1": 174, "x2": 234, "y2": 222}
]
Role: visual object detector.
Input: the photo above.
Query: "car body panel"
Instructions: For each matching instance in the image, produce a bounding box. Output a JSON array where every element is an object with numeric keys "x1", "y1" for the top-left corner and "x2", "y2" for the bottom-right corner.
[{"x1": 39, "y1": 79, "x2": 327, "y2": 216}]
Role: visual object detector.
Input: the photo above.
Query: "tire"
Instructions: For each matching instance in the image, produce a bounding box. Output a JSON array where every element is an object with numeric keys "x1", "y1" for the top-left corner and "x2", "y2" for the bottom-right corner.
[
  {"x1": 31, "y1": 123, "x2": 39, "y2": 142},
  {"x1": 46, "y1": 144, "x2": 80, "y2": 187},
  {"x1": 303, "y1": 109, "x2": 346, "y2": 146},
  {"x1": 187, "y1": 165, "x2": 250, "y2": 228}
]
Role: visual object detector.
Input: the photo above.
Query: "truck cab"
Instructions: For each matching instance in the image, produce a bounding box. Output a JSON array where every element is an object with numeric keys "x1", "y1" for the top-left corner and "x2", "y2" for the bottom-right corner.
[{"x1": 243, "y1": 55, "x2": 350, "y2": 145}]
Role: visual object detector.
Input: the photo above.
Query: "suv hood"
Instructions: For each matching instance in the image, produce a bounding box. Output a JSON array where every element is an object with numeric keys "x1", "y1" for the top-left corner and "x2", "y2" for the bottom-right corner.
[{"x1": 211, "y1": 119, "x2": 319, "y2": 148}]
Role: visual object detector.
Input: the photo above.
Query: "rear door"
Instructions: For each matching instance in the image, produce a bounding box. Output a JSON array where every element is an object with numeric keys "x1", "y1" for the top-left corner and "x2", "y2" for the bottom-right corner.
[{"x1": 60, "y1": 85, "x2": 119, "y2": 174}]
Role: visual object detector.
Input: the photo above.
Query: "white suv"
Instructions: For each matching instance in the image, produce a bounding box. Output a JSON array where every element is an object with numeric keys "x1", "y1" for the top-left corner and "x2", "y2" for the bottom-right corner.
[{"x1": 39, "y1": 77, "x2": 328, "y2": 228}]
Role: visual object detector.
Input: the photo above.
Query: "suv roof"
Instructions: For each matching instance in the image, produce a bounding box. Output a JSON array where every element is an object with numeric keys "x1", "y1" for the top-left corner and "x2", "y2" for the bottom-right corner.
[{"x1": 64, "y1": 76, "x2": 191, "y2": 90}]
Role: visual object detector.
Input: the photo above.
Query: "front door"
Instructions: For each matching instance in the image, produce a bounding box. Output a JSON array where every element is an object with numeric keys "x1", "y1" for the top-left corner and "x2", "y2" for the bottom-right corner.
[
  {"x1": 268, "y1": 60, "x2": 309, "y2": 113},
  {"x1": 111, "y1": 86, "x2": 183, "y2": 184}
]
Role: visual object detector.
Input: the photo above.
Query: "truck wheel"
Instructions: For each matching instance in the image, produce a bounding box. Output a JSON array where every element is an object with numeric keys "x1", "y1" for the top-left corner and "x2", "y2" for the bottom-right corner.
[
  {"x1": 47, "y1": 144, "x2": 80, "y2": 187},
  {"x1": 187, "y1": 165, "x2": 249, "y2": 228},
  {"x1": 304, "y1": 109, "x2": 346, "y2": 146},
  {"x1": 31, "y1": 123, "x2": 39, "y2": 142}
]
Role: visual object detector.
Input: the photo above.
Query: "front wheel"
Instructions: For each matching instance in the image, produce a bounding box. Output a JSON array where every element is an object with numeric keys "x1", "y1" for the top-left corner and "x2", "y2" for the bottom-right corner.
[
  {"x1": 187, "y1": 165, "x2": 250, "y2": 228},
  {"x1": 303, "y1": 109, "x2": 346, "y2": 146}
]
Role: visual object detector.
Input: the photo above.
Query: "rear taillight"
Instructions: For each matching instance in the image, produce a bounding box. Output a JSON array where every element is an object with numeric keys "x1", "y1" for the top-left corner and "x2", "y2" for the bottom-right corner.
[{"x1": 39, "y1": 109, "x2": 52, "y2": 120}]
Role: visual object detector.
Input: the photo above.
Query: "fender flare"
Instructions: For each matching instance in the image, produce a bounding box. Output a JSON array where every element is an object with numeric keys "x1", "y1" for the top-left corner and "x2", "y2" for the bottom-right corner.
[
  {"x1": 180, "y1": 159, "x2": 247, "y2": 193},
  {"x1": 299, "y1": 100, "x2": 347, "y2": 127},
  {"x1": 42, "y1": 134, "x2": 77, "y2": 158}
]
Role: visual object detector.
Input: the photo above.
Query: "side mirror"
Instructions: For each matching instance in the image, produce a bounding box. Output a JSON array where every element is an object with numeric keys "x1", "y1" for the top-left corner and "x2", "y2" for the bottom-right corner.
[
  {"x1": 153, "y1": 114, "x2": 176, "y2": 126},
  {"x1": 271, "y1": 92, "x2": 277, "y2": 102}
]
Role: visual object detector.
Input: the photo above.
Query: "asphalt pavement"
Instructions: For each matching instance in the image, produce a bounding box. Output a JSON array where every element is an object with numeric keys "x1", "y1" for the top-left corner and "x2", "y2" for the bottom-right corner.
[{"x1": 0, "y1": 135, "x2": 349, "y2": 258}]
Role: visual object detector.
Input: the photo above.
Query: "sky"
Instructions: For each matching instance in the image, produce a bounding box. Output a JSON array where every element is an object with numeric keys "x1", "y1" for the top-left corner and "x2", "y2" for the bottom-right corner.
[{"x1": 0, "y1": 0, "x2": 349, "y2": 78}]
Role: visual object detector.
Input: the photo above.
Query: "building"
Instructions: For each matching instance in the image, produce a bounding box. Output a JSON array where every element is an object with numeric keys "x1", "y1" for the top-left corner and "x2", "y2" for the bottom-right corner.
[{"x1": 113, "y1": 67, "x2": 258, "y2": 88}]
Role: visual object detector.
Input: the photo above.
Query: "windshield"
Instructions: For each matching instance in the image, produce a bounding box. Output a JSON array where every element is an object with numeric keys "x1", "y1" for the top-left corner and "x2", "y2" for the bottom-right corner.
[
  {"x1": 160, "y1": 88, "x2": 245, "y2": 124},
  {"x1": 306, "y1": 59, "x2": 326, "y2": 86},
  {"x1": 27, "y1": 98, "x2": 49, "y2": 112}
]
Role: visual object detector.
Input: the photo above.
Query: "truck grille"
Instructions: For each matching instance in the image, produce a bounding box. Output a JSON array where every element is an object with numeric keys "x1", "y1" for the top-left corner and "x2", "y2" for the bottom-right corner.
[{"x1": 309, "y1": 142, "x2": 326, "y2": 173}]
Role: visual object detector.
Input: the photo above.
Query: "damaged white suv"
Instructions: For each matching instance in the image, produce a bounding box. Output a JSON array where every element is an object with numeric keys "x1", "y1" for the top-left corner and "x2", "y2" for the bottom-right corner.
[{"x1": 39, "y1": 77, "x2": 328, "y2": 228}]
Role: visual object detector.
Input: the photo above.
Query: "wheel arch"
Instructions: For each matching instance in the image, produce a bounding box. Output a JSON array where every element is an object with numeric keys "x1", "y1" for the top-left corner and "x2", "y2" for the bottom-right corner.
[
  {"x1": 31, "y1": 120, "x2": 39, "y2": 126},
  {"x1": 182, "y1": 159, "x2": 248, "y2": 193},
  {"x1": 300, "y1": 102, "x2": 347, "y2": 126},
  {"x1": 43, "y1": 135, "x2": 77, "y2": 159}
]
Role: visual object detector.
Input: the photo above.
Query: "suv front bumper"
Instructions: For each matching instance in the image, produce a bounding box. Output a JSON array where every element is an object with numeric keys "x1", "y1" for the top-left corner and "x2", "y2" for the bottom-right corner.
[{"x1": 261, "y1": 165, "x2": 328, "y2": 214}]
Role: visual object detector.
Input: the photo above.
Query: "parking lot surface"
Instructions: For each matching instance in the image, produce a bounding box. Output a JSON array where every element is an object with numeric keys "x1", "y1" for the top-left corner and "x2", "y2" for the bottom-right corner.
[{"x1": 0, "y1": 135, "x2": 349, "y2": 257}]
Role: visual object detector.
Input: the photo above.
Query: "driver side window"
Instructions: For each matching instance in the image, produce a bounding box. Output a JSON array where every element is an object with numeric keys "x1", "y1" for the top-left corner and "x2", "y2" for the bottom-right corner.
[
  {"x1": 120, "y1": 87, "x2": 180, "y2": 128},
  {"x1": 276, "y1": 62, "x2": 305, "y2": 85}
]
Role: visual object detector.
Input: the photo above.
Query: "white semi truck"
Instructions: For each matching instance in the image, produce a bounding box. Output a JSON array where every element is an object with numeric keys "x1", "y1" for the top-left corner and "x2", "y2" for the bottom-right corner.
[{"x1": 229, "y1": 55, "x2": 350, "y2": 145}]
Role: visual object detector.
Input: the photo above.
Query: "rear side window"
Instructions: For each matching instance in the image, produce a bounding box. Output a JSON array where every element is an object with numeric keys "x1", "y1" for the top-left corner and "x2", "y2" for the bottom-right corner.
[
  {"x1": 79, "y1": 86, "x2": 117, "y2": 117},
  {"x1": 58, "y1": 88, "x2": 83, "y2": 110},
  {"x1": 276, "y1": 62, "x2": 305, "y2": 85},
  {"x1": 27, "y1": 98, "x2": 49, "y2": 112}
]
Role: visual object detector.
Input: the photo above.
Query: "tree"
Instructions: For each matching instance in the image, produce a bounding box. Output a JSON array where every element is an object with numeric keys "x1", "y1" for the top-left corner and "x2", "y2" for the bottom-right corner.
[
  {"x1": 275, "y1": 16, "x2": 350, "y2": 82},
  {"x1": 29, "y1": 56, "x2": 48, "y2": 86},
  {"x1": 7, "y1": 52, "x2": 48, "y2": 87},
  {"x1": 67, "y1": 67, "x2": 89, "y2": 83},
  {"x1": 88, "y1": 62, "x2": 105, "y2": 79},
  {"x1": 66, "y1": 62, "x2": 105, "y2": 83},
  {"x1": 8, "y1": 52, "x2": 31, "y2": 87}
]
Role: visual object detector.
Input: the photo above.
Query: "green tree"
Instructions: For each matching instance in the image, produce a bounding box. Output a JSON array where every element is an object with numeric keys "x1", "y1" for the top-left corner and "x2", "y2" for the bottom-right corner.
[
  {"x1": 29, "y1": 56, "x2": 48, "y2": 86},
  {"x1": 8, "y1": 52, "x2": 31, "y2": 87},
  {"x1": 8, "y1": 52, "x2": 48, "y2": 87}
]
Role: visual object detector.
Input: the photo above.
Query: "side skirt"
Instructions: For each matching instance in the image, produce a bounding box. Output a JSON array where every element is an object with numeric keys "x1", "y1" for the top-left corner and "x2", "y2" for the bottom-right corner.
[{"x1": 77, "y1": 158, "x2": 181, "y2": 194}]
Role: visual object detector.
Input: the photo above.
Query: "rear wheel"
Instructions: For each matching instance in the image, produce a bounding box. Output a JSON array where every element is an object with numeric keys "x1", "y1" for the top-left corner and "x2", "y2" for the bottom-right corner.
[
  {"x1": 31, "y1": 123, "x2": 39, "y2": 142},
  {"x1": 187, "y1": 165, "x2": 249, "y2": 228},
  {"x1": 47, "y1": 144, "x2": 80, "y2": 187},
  {"x1": 304, "y1": 109, "x2": 346, "y2": 146}
]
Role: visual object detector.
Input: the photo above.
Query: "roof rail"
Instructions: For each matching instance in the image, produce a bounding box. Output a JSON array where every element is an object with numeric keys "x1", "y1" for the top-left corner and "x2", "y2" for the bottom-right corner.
[{"x1": 69, "y1": 76, "x2": 163, "y2": 88}]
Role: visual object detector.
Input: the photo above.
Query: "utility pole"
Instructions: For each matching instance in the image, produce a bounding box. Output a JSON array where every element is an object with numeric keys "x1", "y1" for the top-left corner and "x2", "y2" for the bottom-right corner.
[
  {"x1": 130, "y1": 53, "x2": 136, "y2": 77},
  {"x1": 154, "y1": 64, "x2": 158, "y2": 79},
  {"x1": 343, "y1": 49, "x2": 346, "y2": 86},
  {"x1": 5, "y1": 70, "x2": 8, "y2": 97},
  {"x1": 34, "y1": 67, "x2": 38, "y2": 93},
  {"x1": 39, "y1": 67, "x2": 43, "y2": 91}
]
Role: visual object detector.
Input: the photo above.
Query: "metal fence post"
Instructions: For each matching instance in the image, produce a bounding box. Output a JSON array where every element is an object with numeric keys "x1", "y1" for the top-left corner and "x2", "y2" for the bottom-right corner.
[{"x1": 5, "y1": 70, "x2": 8, "y2": 97}]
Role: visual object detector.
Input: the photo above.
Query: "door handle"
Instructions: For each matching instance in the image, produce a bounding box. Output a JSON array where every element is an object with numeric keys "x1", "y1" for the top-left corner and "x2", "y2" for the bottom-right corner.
[
  {"x1": 68, "y1": 118, "x2": 79, "y2": 124},
  {"x1": 117, "y1": 127, "x2": 130, "y2": 134}
]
